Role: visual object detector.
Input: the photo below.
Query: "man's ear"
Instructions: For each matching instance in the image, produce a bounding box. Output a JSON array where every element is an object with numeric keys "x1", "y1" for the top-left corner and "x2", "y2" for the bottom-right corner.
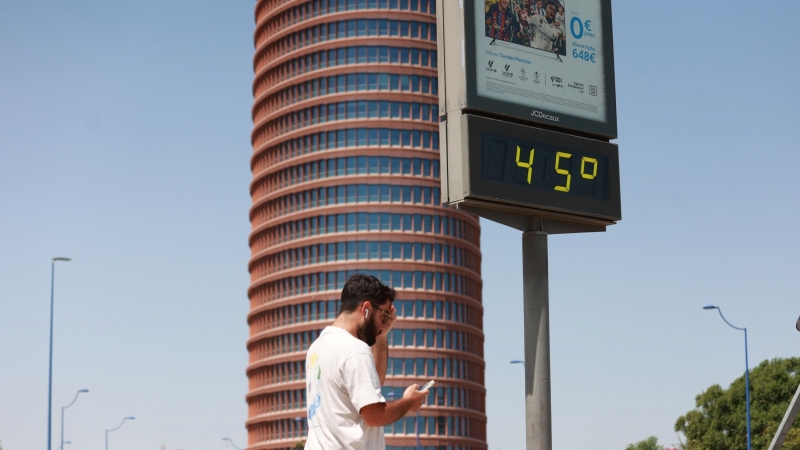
[{"x1": 360, "y1": 300, "x2": 371, "y2": 318}]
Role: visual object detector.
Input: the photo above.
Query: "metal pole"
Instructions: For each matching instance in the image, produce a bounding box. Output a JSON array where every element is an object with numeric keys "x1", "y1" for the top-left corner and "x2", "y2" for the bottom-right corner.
[
  {"x1": 416, "y1": 410, "x2": 420, "y2": 450},
  {"x1": 48, "y1": 261, "x2": 55, "y2": 450},
  {"x1": 522, "y1": 230, "x2": 551, "y2": 450},
  {"x1": 744, "y1": 329, "x2": 751, "y2": 450}
]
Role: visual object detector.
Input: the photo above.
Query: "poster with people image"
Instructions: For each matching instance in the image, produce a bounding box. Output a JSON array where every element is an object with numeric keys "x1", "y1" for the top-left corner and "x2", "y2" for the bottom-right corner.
[
  {"x1": 484, "y1": 0, "x2": 567, "y2": 56},
  {"x1": 472, "y1": 0, "x2": 614, "y2": 135}
]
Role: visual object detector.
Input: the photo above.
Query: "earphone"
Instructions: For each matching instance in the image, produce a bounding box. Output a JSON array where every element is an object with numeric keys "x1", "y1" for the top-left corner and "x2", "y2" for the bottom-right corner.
[{"x1": 365, "y1": 309, "x2": 370, "y2": 319}]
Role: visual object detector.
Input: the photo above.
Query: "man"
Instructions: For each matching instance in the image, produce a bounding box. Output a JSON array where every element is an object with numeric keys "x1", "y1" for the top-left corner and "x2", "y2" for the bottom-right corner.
[
  {"x1": 305, "y1": 274, "x2": 428, "y2": 450},
  {"x1": 530, "y1": 1, "x2": 564, "y2": 53},
  {"x1": 515, "y1": 0, "x2": 538, "y2": 45},
  {"x1": 485, "y1": 0, "x2": 519, "y2": 43},
  {"x1": 556, "y1": 4, "x2": 565, "y2": 26},
  {"x1": 534, "y1": 0, "x2": 544, "y2": 15}
]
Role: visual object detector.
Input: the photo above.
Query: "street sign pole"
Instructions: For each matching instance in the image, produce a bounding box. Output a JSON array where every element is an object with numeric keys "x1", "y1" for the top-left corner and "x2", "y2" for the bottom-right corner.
[{"x1": 523, "y1": 229, "x2": 551, "y2": 450}]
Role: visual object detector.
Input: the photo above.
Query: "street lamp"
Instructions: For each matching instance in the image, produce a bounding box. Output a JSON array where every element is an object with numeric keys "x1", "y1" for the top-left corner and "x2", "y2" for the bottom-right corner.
[
  {"x1": 415, "y1": 408, "x2": 421, "y2": 450},
  {"x1": 57, "y1": 441, "x2": 71, "y2": 450},
  {"x1": 105, "y1": 416, "x2": 135, "y2": 450},
  {"x1": 294, "y1": 417, "x2": 305, "y2": 439},
  {"x1": 61, "y1": 389, "x2": 88, "y2": 450},
  {"x1": 48, "y1": 257, "x2": 71, "y2": 450},
  {"x1": 222, "y1": 437, "x2": 243, "y2": 450},
  {"x1": 510, "y1": 359, "x2": 525, "y2": 367},
  {"x1": 704, "y1": 304, "x2": 751, "y2": 450}
]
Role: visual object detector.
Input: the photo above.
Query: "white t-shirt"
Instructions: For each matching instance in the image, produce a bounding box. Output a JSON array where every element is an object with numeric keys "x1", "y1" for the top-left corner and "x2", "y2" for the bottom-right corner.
[
  {"x1": 305, "y1": 326, "x2": 386, "y2": 450},
  {"x1": 531, "y1": 17, "x2": 561, "y2": 52}
]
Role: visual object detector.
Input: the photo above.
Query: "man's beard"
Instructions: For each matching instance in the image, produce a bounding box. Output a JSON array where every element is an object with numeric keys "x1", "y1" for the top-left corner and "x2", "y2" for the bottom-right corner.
[{"x1": 356, "y1": 318, "x2": 381, "y2": 347}]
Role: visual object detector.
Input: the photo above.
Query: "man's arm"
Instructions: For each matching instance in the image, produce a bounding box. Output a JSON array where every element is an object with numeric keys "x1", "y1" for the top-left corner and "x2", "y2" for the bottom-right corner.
[
  {"x1": 372, "y1": 304, "x2": 396, "y2": 385},
  {"x1": 360, "y1": 384, "x2": 428, "y2": 428},
  {"x1": 371, "y1": 334, "x2": 389, "y2": 385}
]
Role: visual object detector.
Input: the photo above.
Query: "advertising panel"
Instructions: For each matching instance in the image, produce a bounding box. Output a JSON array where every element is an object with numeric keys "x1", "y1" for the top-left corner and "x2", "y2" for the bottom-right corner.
[{"x1": 464, "y1": 0, "x2": 617, "y2": 137}]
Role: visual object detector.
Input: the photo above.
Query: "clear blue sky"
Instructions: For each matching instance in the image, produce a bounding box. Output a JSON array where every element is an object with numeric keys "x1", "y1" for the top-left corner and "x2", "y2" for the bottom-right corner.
[{"x1": 1, "y1": 1, "x2": 798, "y2": 450}]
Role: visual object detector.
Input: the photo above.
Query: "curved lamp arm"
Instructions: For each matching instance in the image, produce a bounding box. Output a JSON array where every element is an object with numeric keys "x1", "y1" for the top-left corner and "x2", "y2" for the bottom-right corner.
[
  {"x1": 222, "y1": 438, "x2": 243, "y2": 450},
  {"x1": 703, "y1": 305, "x2": 746, "y2": 331},
  {"x1": 63, "y1": 389, "x2": 89, "y2": 410},
  {"x1": 107, "y1": 416, "x2": 135, "y2": 433}
]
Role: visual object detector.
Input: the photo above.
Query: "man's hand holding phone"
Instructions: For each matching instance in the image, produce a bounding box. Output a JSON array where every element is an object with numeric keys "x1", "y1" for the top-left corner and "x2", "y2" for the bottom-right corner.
[{"x1": 403, "y1": 383, "x2": 430, "y2": 412}]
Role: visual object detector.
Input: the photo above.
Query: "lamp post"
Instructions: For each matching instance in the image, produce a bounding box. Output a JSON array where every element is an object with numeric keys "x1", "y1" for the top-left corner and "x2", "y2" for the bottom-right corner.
[
  {"x1": 294, "y1": 417, "x2": 305, "y2": 440},
  {"x1": 56, "y1": 441, "x2": 71, "y2": 450},
  {"x1": 510, "y1": 359, "x2": 525, "y2": 367},
  {"x1": 105, "y1": 416, "x2": 134, "y2": 450},
  {"x1": 415, "y1": 410, "x2": 421, "y2": 450},
  {"x1": 222, "y1": 438, "x2": 243, "y2": 450},
  {"x1": 48, "y1": 257, "x2": 71, "y2": 450},
  {"x1": 61, "y1": 389, "x2": 88, "y2": 450},
  {"x1": 704, "y1": 305, "x2": 750, "y2": 450}
]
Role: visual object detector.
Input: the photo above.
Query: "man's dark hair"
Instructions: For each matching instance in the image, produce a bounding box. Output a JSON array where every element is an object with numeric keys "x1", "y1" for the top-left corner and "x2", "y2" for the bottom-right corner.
[
  {"x1": 339, "y1": 273, "x2": 396, "y2": 314},
  {"x1": 546, "y1": 1, "x2": 557, "y2": 9}
]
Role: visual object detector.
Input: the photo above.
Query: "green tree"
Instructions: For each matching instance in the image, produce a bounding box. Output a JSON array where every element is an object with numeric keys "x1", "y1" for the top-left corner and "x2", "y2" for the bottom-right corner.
[
  {"x1": 675, "y1": 357, "x2": 800, "y2": 450},
  {"x1": 626, "y1": 436, "x2": 663, "y2": 450},
  {"x1": 294, "y1": 441, "x2": 305, "y2": 450}
]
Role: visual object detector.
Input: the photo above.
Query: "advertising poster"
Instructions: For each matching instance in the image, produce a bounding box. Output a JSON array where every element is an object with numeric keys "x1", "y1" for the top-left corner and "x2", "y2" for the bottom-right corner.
[{"x1": 476, "y1": 0, "x2": 610, "y2": 128}]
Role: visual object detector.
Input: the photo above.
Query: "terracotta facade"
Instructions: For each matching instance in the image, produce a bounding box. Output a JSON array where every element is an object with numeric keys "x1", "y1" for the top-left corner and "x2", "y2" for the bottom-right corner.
[{"x1": 247, "y1": 1, "x2": 486, "y2": 449}]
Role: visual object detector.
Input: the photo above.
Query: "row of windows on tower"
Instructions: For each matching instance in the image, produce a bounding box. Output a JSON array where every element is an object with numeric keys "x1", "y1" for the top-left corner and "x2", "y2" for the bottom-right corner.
[
  {"x1": 258, "y1": 0, "x2": 436, "y2": 32},
  {"x1": 255, "y1": 326, "x2": 478, "y2": 357},
  {"x1": 386, "y1": 357, "x2": 480, "y2": 383},
  {"x1": 250, "y1": 382, "x2": 480, "y2": 415},
  {"x1": 382, "y1": 385, "x2": 482, "y2": 410},
  {"x1": 250, "y1": 298, "x2": 479, "y2": 335},
  {"x1": 252, "y1": 392, "x2": 480, "y2": 438},
  {"x1": 267, "y1": 19, "x2": 437, "y2": 61},
  {"x1": 266, "y1": 101, "x2": 438, "y2": 139},
  {"x1": 262, "y1": 184, "x2": 442, "y2": 222},
  {"x1": 252, "y1": 330, "x2": 481, "y2": 380},
  {"x1": 383, "y1": 414, "x2": 481, "y2": 439},
  {"x1": 253, "y1": 127, "x2": 439, "y2": 163},
  {"x1": 262, "y1": 240, "x2": 475, "y2": 276},
  {"x1": 249, "y1": 318, "x2": 483, "y2": 384},
  {"x1": 262, "y1": 73, "x2": 438, "y2": 118},
  {"x1": 250, "y1": 212, "x2": 476, "y2": 255},
  {"x1": 388, "y1": 327, "x2": 475, "y2": 351},
  {"x1": 259, "y1": 156, "x2": 440, "y2": 196},
  {"x1": 262, "y1": 268, "x2": 479, "y2": 302},
  {"x1": 262, "y1": 71, "x2": 438, "y2": 121},
  {"x1": 255, "y1": 130, "x2": 440, "y2": 178},
  {"x1": 251, "y1": 415, "x2": 481, "y2": 447},
  {"x1": 257, "y1": 45, "x2": 437, "y2": 89},
  {"x1": 388, "y1": 328, "x2": 479, "y2": 354}
]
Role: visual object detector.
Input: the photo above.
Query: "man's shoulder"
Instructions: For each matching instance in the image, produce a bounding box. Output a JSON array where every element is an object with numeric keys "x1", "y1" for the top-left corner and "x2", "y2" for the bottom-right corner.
[{"x1": 314, "y1": 327, "x2": 370, "y2": 355}]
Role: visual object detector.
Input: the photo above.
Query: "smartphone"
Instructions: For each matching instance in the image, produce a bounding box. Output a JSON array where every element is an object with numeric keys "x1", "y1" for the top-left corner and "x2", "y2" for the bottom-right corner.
[{"x1": 419, "y1": 380, "x2": 435, "y2": 392}]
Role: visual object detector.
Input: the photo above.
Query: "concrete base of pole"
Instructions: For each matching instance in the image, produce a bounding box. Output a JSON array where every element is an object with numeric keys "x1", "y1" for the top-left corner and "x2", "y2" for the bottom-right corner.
[{"x1": 523, "y1": 231, "x2": 552, "y2": 450}]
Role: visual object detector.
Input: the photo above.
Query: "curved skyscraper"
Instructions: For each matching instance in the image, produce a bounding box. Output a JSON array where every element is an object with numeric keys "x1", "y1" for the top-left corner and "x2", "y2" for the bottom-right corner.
[{"x1": 247, "y1": 1, "x2": 486, "y2": 449}]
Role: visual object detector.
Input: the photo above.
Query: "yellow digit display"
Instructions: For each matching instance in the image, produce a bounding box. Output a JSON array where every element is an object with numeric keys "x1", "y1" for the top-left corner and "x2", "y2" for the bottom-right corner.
[
  {"x1": 554, "y1": 152, "x2": 572, "y2": 192},
  {"x1": 581, "y1": 157, "x2": 598, "y2": 179},
  {"x1": 515, "y1": 146, "x2": 535, "y2": 184}
]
